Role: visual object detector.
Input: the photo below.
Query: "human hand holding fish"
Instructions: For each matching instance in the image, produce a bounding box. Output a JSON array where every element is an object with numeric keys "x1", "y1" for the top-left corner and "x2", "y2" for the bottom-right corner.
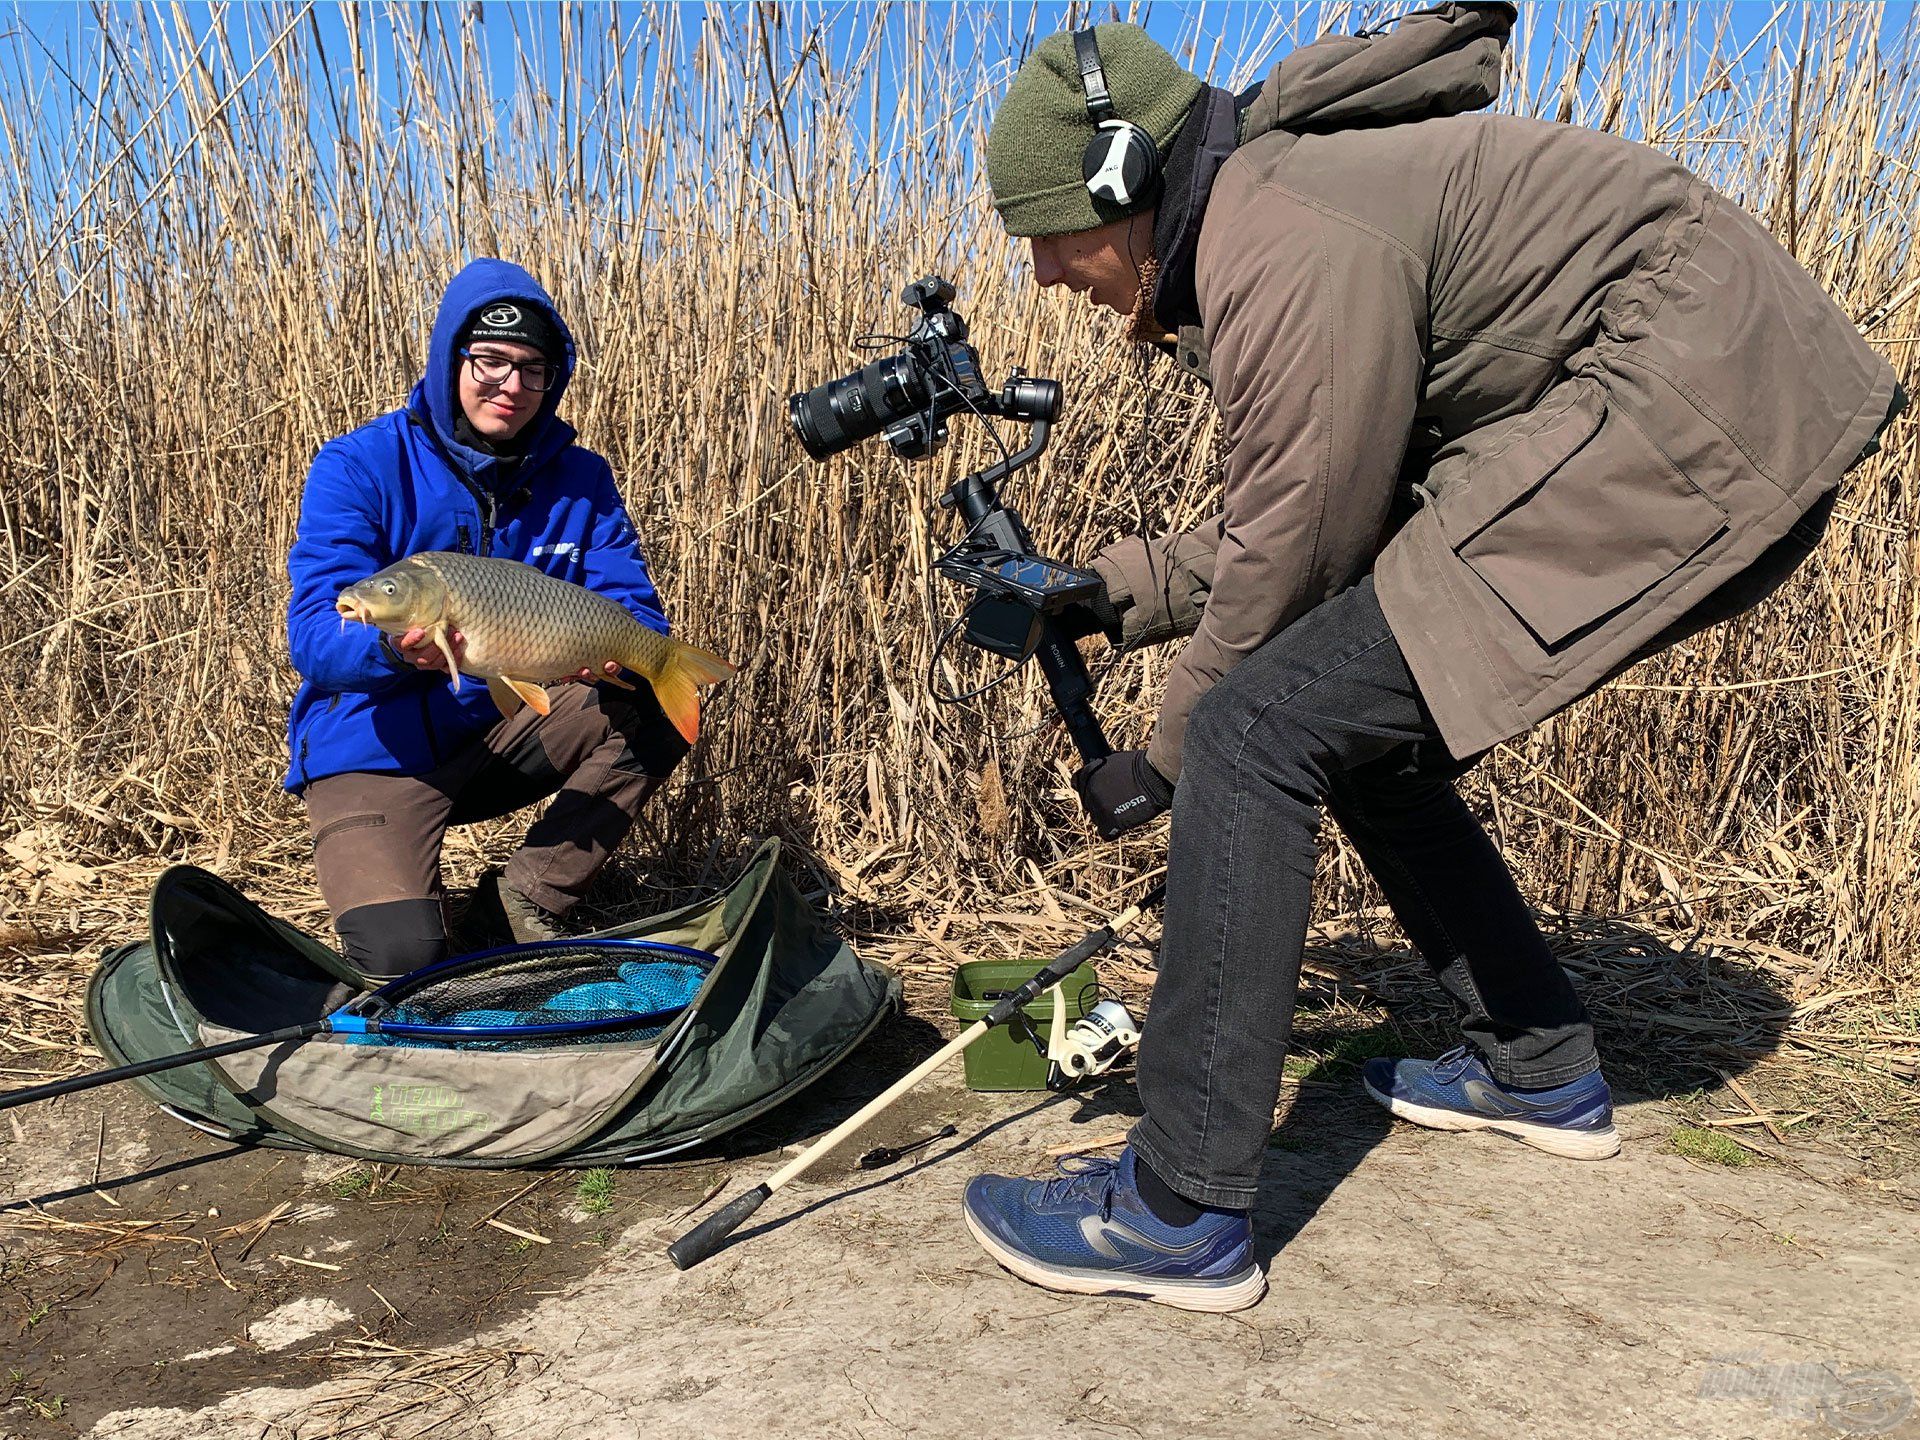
[
  {"x1": 338, "y1": 551, "x2": 736, "y2": 742},
  {"x1": 393, "y1": 625, "x2": 468, "y2": 673}
]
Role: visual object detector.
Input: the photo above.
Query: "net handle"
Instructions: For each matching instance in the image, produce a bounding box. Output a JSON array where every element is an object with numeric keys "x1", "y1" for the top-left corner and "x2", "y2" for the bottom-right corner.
[
  {"x1": 337, "y1": 1007, "x2": 690, "y2": 1041},
  {"x1": 2, "y1": 940, "x2": 721, "y2": 1112}
]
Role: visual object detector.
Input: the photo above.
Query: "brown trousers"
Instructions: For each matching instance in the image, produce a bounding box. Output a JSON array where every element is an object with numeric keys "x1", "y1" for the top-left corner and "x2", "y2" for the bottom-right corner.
[{"x1": 303, "y1": 682, "x2": 688, "y2": 977}]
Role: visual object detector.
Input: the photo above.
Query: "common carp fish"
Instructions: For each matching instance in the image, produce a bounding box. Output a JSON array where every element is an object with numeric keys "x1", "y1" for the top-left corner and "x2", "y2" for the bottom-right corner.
[{"x1": 336, "y1": 551, "x2": 735, "y2": 743}]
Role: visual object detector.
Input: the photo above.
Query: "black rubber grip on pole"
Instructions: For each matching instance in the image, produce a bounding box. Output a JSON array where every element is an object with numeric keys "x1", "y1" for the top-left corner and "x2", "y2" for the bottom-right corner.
[
  {"x1": 667, "y1": 1183, "x2": 772, "y2": 1270},
  {"x1": 984, "y1": 927, "x2": 1113, "y2": 1029},
  {"x1": 980, "y1": 880, "x2": 1167, "y2": 1029},
  {"x1": 0, "y1": 1021, "x2": 325, "y2": 1113}
]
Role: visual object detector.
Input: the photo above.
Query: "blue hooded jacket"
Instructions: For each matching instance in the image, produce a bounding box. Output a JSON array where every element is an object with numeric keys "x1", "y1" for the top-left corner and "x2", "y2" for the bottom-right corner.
[{"x1": 283, "y1": 259, "x2": 669, "y2": 791}]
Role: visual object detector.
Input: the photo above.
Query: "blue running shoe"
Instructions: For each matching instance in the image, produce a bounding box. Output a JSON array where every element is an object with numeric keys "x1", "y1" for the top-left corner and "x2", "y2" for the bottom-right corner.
[
  {"x1": 1363, "y1": 1046, "x2": 1620, "y2": 1159},
  {"x1": 962, "y1": 1148, "x2": 1266, "y2": 1312}
]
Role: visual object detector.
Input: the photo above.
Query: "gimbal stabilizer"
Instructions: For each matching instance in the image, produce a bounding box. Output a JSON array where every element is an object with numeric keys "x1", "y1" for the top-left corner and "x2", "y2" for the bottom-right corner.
[
  {"x1": 785, "y1": 272, "x2": 1114, "y2": 759},
  {"x1": 935, "y1": 429, "x2": 1112, "y2": 763}
]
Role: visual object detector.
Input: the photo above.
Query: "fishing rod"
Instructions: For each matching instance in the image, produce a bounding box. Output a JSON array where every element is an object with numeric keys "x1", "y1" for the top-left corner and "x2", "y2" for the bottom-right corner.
[{"x1": 666, "y1": 879, "x2": 1163, "y2": 1270}]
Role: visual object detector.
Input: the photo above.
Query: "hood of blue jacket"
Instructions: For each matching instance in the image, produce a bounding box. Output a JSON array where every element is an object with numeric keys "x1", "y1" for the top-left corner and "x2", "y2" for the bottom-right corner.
[{"x1": 408, "y1": 258, "x2": 578, "y2": 487}]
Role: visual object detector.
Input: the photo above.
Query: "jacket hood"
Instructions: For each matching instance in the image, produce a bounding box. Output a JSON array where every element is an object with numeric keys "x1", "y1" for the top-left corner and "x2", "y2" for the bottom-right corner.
[
  {"x1": 1239, "y1": 2, "x2": 1514, "y2": 138},
  {"x1": 1149, "y1": 3, "x2": 1515, "y2": 340},
  {"x1": 409, "y1": 258, "x2": 578, "y2": 485}
]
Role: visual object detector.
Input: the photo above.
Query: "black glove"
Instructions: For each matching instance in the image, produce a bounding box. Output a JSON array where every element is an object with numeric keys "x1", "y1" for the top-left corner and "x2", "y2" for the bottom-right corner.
[
  {"x1": 1072, "y1": 749, "x2": 1174, "y2": 838},
  {"x1": 1049, "y1": 581, "x2": 1124, "y2": 645}
]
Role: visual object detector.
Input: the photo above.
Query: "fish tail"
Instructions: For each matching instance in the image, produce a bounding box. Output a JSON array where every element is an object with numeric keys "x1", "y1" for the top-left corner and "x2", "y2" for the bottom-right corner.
[{"x1": 643, "y1": 638, "x2": 736, "y2": 745}]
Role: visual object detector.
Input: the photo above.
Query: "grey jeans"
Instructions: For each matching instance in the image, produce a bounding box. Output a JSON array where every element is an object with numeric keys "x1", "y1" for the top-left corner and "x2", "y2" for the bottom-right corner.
[
  {"x1": 1129, "y1": 575, "x2": 1594, "y2": 1209},
  {"x1": 1130, "y1": 491, "x2": 1837, "y2": 1208}
]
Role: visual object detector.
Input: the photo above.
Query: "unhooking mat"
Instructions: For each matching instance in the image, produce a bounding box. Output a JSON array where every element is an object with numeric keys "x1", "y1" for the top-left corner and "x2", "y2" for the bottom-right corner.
[{"x1": 84, "y1": 839, "x2": 899, "y2": 1166}]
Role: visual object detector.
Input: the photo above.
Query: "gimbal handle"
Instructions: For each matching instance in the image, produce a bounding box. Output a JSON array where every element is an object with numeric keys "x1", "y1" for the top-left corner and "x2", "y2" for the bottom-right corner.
[
  {"x1": 1035, "y1": 620, "x2": 1114, "y2": 763},
  {"x1": 941, "y1": 447, "x2": 1112, "y2": 764}
]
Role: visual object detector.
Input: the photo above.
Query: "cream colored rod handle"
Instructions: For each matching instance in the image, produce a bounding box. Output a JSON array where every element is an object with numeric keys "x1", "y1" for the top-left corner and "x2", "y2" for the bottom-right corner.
[
  {"x1": 667, "y1": 878, "x2": 1165, "y2": 1270},
  {"x1": 766, "y1": 1020, "x2": 990, "y2": 1191}
]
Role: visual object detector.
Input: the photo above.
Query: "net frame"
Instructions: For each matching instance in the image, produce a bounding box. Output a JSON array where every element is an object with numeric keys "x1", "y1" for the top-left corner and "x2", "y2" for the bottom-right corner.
[{"x1": 330, "y1": 937, "x2": 718, "y2": 1042}]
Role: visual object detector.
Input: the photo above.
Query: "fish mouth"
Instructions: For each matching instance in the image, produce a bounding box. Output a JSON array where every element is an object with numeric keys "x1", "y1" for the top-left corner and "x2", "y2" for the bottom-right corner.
[{"x1": 336, "y1": 597, "x2": 373, "y2": 626}]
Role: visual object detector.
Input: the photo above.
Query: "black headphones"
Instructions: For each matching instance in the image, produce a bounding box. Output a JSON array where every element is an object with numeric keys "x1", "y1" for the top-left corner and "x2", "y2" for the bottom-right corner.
[{"x1": 1074, "y1": 27, "x2": 1159, "y2": 212}]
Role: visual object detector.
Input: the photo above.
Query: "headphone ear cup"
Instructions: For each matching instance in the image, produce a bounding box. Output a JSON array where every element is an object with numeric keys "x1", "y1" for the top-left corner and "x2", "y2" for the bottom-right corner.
[{"x1": 1081, "y1": 120, "x2": 1158, "y2": 210}]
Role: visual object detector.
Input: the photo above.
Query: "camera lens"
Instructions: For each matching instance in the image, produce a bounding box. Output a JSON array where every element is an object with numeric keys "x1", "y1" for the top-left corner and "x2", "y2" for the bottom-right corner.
[{"x1": 789, "y1": 354, "x2": 929, "y2": 460}]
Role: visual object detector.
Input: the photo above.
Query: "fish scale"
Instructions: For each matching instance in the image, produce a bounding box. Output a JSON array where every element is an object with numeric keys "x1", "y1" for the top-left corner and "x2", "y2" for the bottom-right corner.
[{"x1": 411, "y1": 551, "x2": 675, "y2": 678}]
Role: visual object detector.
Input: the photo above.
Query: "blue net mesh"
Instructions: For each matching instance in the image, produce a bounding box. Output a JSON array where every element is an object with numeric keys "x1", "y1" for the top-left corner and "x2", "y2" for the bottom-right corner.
[{"x1": 343, "y1": 948, "x2": 710, "y2": 1050}]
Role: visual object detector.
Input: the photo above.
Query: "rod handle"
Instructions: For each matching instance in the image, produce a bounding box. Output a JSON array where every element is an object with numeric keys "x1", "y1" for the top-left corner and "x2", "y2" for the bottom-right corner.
[
  {"x1": 982, "y1": 880, "x2": 1164, "y2": 1028},
  {"x1": 667, "y1": 1184, "x2": 772, "y2": 1270}
]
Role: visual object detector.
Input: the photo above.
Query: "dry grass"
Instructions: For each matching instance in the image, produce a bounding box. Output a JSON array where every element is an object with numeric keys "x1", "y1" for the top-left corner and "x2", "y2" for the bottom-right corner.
[
  {"x1": 0, "y1": 5, "x2": 1915, "y2": 1068},
  {"x1": 268, "y1": 1340, "x2": 543, "y2": 1440}
]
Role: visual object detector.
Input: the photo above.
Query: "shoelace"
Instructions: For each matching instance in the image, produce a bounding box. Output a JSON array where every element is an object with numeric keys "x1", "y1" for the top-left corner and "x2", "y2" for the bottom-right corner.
[
  {"x1": 1431, "y1": 1045, "x2": 1479, "y2": 1083},
  {"x1": 1040, "y1": 1154, "x2": 1121, "y2": 1221}
]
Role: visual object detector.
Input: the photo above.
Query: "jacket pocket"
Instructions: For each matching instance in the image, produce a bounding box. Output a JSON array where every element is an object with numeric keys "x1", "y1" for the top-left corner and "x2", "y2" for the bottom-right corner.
[{"x1": 1435, "y1": 385, "x2": 1729, "y2": 647}]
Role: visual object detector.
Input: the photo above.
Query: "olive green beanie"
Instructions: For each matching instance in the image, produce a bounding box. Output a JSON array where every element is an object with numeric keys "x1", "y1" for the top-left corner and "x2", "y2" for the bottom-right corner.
[{"x1": 987, "y1": 23, "x2": 1205, "y2": 237}]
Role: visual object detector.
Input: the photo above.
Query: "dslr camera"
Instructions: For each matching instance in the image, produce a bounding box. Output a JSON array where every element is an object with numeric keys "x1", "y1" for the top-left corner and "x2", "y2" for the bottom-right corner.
[
  {"x1": 786, "y1": 276, "x2": 1114, "y2": 761},
  {"x1": 789, "y1": 277, "x2": 1060, "y2": 462}
]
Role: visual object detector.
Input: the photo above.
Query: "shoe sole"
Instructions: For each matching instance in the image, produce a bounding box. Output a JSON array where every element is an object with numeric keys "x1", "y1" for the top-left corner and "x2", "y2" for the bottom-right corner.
[
  {"x1": 962, "y1": 1209, "x2": 1268, "y2": 1313},
  {"x1": 1363, "y1": 1077, "x2": 1622, "y2": 1160}
]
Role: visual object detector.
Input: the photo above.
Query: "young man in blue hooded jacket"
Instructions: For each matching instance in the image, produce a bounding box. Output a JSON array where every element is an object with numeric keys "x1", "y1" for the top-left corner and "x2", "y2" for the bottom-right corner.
[{"x1": 284, "y1": 258, "x2": 689, "y2": 977}]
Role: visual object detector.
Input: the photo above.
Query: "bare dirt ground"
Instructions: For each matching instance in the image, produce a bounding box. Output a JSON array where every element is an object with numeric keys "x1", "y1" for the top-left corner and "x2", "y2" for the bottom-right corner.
[{"x1": 6, "y1": 1000, "x2": 1919, "y2": 1440}]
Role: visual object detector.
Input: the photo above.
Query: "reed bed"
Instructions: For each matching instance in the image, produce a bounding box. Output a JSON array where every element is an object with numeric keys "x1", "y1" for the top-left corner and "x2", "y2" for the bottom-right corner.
[{"x1": 0, "y1": 4, "x2": 1915, "y2": 1042}]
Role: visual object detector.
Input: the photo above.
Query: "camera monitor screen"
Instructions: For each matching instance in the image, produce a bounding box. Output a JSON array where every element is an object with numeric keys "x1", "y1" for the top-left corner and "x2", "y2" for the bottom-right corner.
[
  {"x1": 936, "y1": 546, "x2": 1104, "y2": 612},
  {"x1": 984, "y1": 555, "x2": 1089, "y2": 594}
]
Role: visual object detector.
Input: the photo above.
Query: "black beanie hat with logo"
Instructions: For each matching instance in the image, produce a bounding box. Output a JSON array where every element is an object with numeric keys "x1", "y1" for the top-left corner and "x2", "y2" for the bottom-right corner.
[{"x1": 460, "y1": 300, "x2": 565, "y2": 361}]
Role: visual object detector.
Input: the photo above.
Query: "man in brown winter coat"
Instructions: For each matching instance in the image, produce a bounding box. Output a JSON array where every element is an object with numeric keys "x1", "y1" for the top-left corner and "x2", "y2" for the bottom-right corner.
[{"x1": 958, "y1": 7, "x2": 1905, "y2": 1312}]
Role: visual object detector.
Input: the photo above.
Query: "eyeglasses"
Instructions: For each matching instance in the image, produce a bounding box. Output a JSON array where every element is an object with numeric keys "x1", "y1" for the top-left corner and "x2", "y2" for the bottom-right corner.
[{"x1": 460, "y1": 347, "x2": 559, "y2": 393}]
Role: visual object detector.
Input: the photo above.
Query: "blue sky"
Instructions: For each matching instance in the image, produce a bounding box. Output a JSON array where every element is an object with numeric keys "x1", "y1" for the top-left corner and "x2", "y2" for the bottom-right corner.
[
  {"x1": 6, "y1": 2, "x2": 1915, "y2": 255},
  {"x1": 17, "y1": 3, "x2": 1908, "y2": 97}
]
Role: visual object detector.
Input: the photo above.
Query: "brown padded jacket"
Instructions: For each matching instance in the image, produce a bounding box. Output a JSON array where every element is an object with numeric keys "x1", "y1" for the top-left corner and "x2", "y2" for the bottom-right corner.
[{"x1": 1090, "y1": 3, "x2": 1901, "y2": 777}]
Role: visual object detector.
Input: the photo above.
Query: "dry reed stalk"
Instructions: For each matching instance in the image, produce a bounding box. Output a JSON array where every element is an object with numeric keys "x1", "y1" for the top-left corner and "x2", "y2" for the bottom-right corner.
[{"x1": 0, "y1": 3, "x2": 1912, "y2": 1061}]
